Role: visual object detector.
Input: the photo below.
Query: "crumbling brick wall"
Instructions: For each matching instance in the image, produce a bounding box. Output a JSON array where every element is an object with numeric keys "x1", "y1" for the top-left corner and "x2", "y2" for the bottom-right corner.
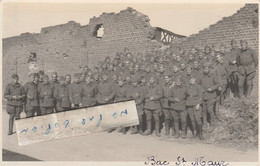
[
  {"x1": 170, "y1": 4, "x2": 259, "y2": 53},
  {"x1": 2, "y1": 7, "x2": 163, "y2": 88}
]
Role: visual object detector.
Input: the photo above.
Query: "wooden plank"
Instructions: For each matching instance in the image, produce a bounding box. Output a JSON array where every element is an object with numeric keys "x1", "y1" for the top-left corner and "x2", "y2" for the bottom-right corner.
[{"x1": 15, "y1": 100, "x2": 139, "y2": 146}]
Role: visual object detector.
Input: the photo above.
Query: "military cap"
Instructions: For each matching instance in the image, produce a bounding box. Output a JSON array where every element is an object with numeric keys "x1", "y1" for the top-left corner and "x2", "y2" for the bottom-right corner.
[
  {"x1": 65, "y1": 74, "x2": 71, "y2": 78},
  {"x1": 51, "y1": 72, "x2": 58, "y2": 76},
  {"x1": 12, "y1": 74, "x2": 19, "y2": 79}
]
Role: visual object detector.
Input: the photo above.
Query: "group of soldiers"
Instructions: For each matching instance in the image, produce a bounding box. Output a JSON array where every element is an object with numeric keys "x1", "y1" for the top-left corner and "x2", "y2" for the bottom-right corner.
[{"x1": 4, "y1": 39, "x2": 257, "y2": 141}]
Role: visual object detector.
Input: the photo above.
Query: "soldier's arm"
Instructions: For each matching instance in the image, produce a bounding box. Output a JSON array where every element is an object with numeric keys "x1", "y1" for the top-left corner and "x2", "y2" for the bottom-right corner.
[
  {"x1": 4, "y1": 84, "x2": 12, "y2": 100},
  {"x1": 211, "y1": 74, "x2": 221, "y2": 91},
  {"x1": 251, "y1": 49, "x2": 258, "y2": 67},
  {"x1": 236, "y1": 53, "x2": 241, "y2": 66},
  {"x1": 68, "y1": 84, "x2": 73, "y2": 103},
  {"x1": 18, "y1": 86, "x2": 26, "y2": 100}
]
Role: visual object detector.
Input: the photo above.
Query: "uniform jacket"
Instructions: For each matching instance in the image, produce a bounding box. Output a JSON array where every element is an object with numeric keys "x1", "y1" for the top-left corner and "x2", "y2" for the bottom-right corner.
[
  {"x1": 54, "y1": 84, "x2": 71, "y2": 108},
  {"x1": 144, "y1": 83, "x2": 162, "y2": 110},
  {"x1": 198, "y1": 71, "x2": 220, "y2": 100},
  {"x1": 4, "y1": 83, "x2": 25, "y2": 106},
  {"x1": 82, "y1": 83, "x2": 97, "y2": 107},
  {"x1": 38, "y1": 82, "x2": 55, "y2": 107},
  {"x1": 227, "y1": 47, "x2": 240, "y2": 73},
  {"x1": 69, "y1": 82, "x2": 83, "y2": 105},
  {"x1": 215, "y1": 61, "x2": 229, "y2": 86},
  {"x1": 237, "y1": 48, "x2": 258, "y2": 75},
  {"x1": 96, "y1": 80, "x2": 116, "y2": 104},
  {"x1": 170, "y1": 85, "x2": 187, "y2": 111},
  {"x1": 24, "y1": 81, "x2": 39, "y2": 107},
  {"x1": 161, "y1": 82, "x2": 172, "y2": 109},
  {"x1": 115, "y1": 85, "x2": 128, "y2": 102},
  {"x1": 127, "y1": 85, "x2": 146, "y2": 107},
  {"x1": 186, "y1": 84, "x2": 203, "y2": 106}
]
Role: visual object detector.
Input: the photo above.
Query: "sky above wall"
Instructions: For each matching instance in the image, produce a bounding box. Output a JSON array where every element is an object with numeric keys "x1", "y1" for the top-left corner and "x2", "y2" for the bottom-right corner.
[{"x1": 2, "y1": 2, "x2": 245, "y2": 38}]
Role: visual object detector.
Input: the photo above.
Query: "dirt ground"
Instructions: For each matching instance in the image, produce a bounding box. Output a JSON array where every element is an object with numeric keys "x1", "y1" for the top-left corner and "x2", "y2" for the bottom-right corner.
[{"x1": 2, "y1": 104, "x2": 258, "y2": 162}]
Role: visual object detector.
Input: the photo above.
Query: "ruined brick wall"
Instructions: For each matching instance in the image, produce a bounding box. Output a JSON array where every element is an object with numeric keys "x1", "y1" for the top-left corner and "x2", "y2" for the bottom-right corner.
[
  {"x1": 2, "y1": 7, "x2": 163, "y2": 88},
  {"x1": 170, "y1": 4, "x2": 259, "y2": 53}
]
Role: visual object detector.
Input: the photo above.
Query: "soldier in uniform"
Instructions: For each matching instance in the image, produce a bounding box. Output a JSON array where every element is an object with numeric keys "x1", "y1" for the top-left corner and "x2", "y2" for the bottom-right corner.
[
  {"x1": 50, "y1": 72, "x2": 59, "y2": 89},
  {"x1": 128, "y1": 76, "x2": 146, "y2": 135},
  {"x1": 4, "y1": 74, "x2": 25, "y2": 135},
  {"x1": 161, "y1": 70, "x2": 173, "y2": 136},
  {"x1": 23, "y1": 73, "x2": 39, "y2": 118},
  {"x1": 54, "y1": 76, "x2": 71, "y2": 112},
  {"x1": 236, "y1": 40, "x2": 258, "y2": 97},
  {"x1": 228, "y1": 39, "x2": 240, "y2": 98},
  {"x1": 143, "y1": 73, "x2": 163, "y2": 137},
  {"x1": 198, "y1": 62, "x2": 220, "y2": 133},
  {"x1": 169, "y1": 77, "x2": 187, "y2": 139},
  {"x1": 82, "y1": 76, "x2": 97, "y2": 108},
  {"x1": 69, "y1": 73, "x2": 83, "y2": 109},
  {"x1": 38, "y1": 74, "x2": 55, "y2": 115},
  {"x1": 96, "y1": 72, "x2": 116, "y2": 105},
  {"x1": 186, "y1": 77, "x2": 204, "y2": 140}
]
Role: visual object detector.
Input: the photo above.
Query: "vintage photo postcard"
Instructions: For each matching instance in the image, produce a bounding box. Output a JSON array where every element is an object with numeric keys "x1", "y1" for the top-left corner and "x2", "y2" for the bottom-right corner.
[{"x1": 1, "y1": 0, "x2": 259, "y2": 166}]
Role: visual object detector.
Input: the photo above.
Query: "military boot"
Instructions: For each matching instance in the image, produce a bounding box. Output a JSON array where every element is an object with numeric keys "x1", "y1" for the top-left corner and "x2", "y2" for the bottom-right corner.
[
  {"x1": 131, "y1": 126, "x2": 138, "y2": 134},
  {"x1": 139, "y1": 122, "x2": 144, "y2": 135},
  {"x1": 155, "y1": 121, "x2": 161, "y2": 137},
  {"x1": 198, "y1": 124, "x2": 205, "y2": 140},
  {"x1": 8, "y1": 116, "x2": 14, "y2": 135},
  {"x1": 181, "y1": 122, "x2": 187, "y2": 139},
  {"x1": 164, "y1": 119, "x2": 170, "y2": 136},
  {"x1": 174, "y1": 121, "x2": 180, "y2": 138},
  {"x1": 143, "y1": 119, "x2": 152, "y2": 135},
  {"x1": 122, "y1": 127, "x2": 126, "y2": 134},
  {"x1": 208, "y1": 120, "x2": 215, "y2": 133}
]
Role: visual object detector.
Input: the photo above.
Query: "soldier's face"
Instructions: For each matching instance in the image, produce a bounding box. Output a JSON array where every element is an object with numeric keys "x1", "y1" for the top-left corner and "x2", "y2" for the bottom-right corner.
[
  {"x1": 220, "y1": 46, "x2": 226, "y2": 53},
  {"x1": 204, "y1": 67, "x2": 210, "y2": 74},
  {"x1": 176, "y1": 79, "x2": 181, "y2": 86},
  {"x1": 164, "y1": 76, "x2": 170, "y2": 83},
  {"x1": 241, "y1": 43, "x2": 247, "y2": 50},
  {"x1": 179, "y1": 50, "x2": 184, "y2": 55},
  {"x1": 102, "y1": 75, "x2": 108, "y2": 81},
  {"x1": 113, "y1": 75, "x2": 118, "y2": 81},
  {"x1": 216, "y1": 55, "x2": 222, "y2": 62},
  {"x1": 180, "y1": 64, "x2": 186, "y2": 70},
  {"x1": 52, "y1": 74, "x2": 57, "y2": 81},
  {"x1": 35, "y1": 76, "x2": 39, "y2": 83},
  {"x1": 134, "y1": 65, "x2": 139, "y2": 72},
  {"x1": 176, "y1": 56, "x2": 181, "y2": 62},
  {"x1": 190, "y1": 78, "x2": 196, "y2": 85},
  {"x1": 189, "y1": 55, "x2": 194, "y2": 61},
  {"x1": 159, "y1": 58, "x2": 163, "y2": 63},
  {"x1": 132, "y1": 82, "x2": 137, "y2": 87},
  {"x1": 80, "y1": 75, "x2": 85, "y2": 81},
  {"x1": 126, "y1": 77, "x2": 131, "y2": 82},
  {"x1": 199, "y1": 53, "x2": 203, "y2": 59},
  {"x1": 60, "y1": 80, "x2": 65, "y2": 85},
  {"x1": 94, "y1": 75, "x2": 99, "y2": 81},
  {"x1": 141, "y1": 78, "x2": 146, "y2": 84},
  {"x1": 75, "y1": 77, "x2": 80, "y2": 83},
  {"x1": 150, "y1": 57, "x2": 155, "y2": 63},
  {"x1": 119, "y1": 80, "x2": 124, "y2": 86},
  {"x1": 194, "y1": 62, "x2": 198, "y2": 68},
  {"x1": 12, "y1": 78, "x2": 19, "y2": 84},
  {"x1": 231, "y1": 42, "x2": 237, "y2": 48},
  {"x1": 129, "y1": 67, "x2": 134, "y2": 73},
  {"x1": 105, "y1": 58, "x2": 110, "y2": 64},
  {"x1": 85, "y1": 77, "x2": 91, "y2": 84},
  {"x1": 65, "y1": 77, "x2": 71, "y2": 84},
  {"x1": 191, "y1": 48, "x2": 196, "y2": 54},
  {"x1": 173, "y1": 66, "x2": 179, "y2": 72},
  {"x1": 172, "y1": 54, "x2": 177, "y2": 60},
  {"x1": 149, "y1": 77, "x2": 155, "y2": 85},
  {"x1": 159, "y1": 66, "x2": 164, "y2": 73},
  {"x1": 187, "y1": 68, "x2": 192, "y2": 75},
  {"x1": 29, "y1": 75, "x2": 35, "y2": 82}
]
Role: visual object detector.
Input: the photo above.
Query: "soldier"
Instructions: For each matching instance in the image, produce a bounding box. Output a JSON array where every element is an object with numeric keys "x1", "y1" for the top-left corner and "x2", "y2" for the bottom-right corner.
[
  {"x1": 169, "y1": 77, "x2": 187, "y2": 139},
  {"x1": 198, "y1": 62, "x2": 220, "y2": 133},
  {"x1": 69, "y1": 73, "x2": 83, "y2": 109},
  {"x1": 228, "y1": 39, "x2": 240, "y2": 98},
  {"x1": 192, "y1": 60, "x2": 203, "y2": 82},
  {"x1": 236, "y1": 40, "x2": 258, "y2": 97},
  {"x1": 38, "y1": 74, "x2": 55, "y2": 115},
  {"x1": 50, "y1": 72, "x2": 59, "y2": 89},
  {"x1": 186, "y1": 77, "x2": 204, "y2": 140},
  {"x1": 38, "y1": 70, "x2": 45, "y2": 84},
  {"x1": 54, "y1": 76, "x2": 71, "y2": 112},
  {"x1": 143, "y1": 74, "x2": 163, "y2": 137},
  {"x1": 82, "y1": 76, "x2": 97, "y2": 108},
  {"x1": 182, "y1": 66, "x2": 193, "y2": 86},
  {"x1": 96, "y1": 72, "x2": 116, "y2": 104},
  {"x1": 161, "y1": 70, "x2": 173, "y2": 136},
  {"x1": 4, "y1": 74, "x2": 25, "y2": 135},
  {"x1": 128, "y1": 76, "x2": 146, "y2": 135},
  {"x1": 65, "y1": 74, "x2": 71, "y2": 85},
  {"x1": 23, "y1": 73, "x2": 39, "y2": 118},
  {"x1": 79, "y1": 72, "x2": 86, "y2": 85}
]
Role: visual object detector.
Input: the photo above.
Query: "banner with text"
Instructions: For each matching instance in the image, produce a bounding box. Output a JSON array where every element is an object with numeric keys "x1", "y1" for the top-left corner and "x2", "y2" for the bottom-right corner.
[{"x1": 15, "y1": 100, "x2": 139, "y2": 146}]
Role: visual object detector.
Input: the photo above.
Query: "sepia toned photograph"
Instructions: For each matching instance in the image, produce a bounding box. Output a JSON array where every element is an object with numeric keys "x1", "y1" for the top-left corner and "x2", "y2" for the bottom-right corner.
[{"x1": 1, "y1": 1, "x2": 259, "y2": 165}]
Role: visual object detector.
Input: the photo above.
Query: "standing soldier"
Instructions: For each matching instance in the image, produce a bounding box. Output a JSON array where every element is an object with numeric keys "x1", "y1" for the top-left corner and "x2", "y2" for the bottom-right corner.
[
  {"x1": 50, "y1": 72, "x2": 59, "y2": 89},
  {"x1": 38, "y1": 74, "x2": 55, "y2": 115},
  {"x1": 169, "y1": 77, "x2": 187, "y2": 139},
  {"x1": 128, "y1": 76, "x2": 146, "y2": 135},
  {"x1": 198, "y1": 62, "x2": 220, "y2": 133},
  {"x1": 24, "y1": 73, "x2": 39, "y2": 118},
  {"x1": 69, "y1": 73, "x2": 83, "y2": 109},
  {"x1": 54, "y1": 76, "x2": 71, "y2": 112},
  {"x1": 161, "y1": 70, "x2": 173, "y2": 136},
  {"x1": 186, "y1": 77, "x2": 204, "y2": 140},
  {"x1": 236, "y1": 40, "x2": 258, "y2": 97},
  {"x1": 143, "y1": 73, "x2": 163, "y2": 137},
  {"x1": 96, "y1": 72, "x2": 116, "y2": 105},
  {"x1": 4, "y1": 74, "x2": 25, "y2": 135},
  {"x1": 228, "y1": 39, "x2": 240, "y2": 98},
  {"x1": 82, "y1": 76, "x2": 97, "y2": 108}
]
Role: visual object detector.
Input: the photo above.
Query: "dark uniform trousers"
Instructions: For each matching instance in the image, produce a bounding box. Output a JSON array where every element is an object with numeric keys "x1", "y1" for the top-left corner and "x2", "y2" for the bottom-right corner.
[
  {"x1": 237, "y1": 68, "x2": 256, "y2": 97},
  {"x1": 187, "y1": 106, "x2": 202, "y2": 129},
  {"x1": 25, "y1": 105, "x2": 39, "y2": 118},
  {"x1": 202, "y1": 99, "x2": 216, "y2": 127},
  {"x1": 170, "y1": 109, "x2": 187, "y2": 134},
  {"x1": 40, "y1": 106, "x2": 54, "y2": 115},
  {"x1": 7, "y1": 105, "x2": 23, "y2": 133}
]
